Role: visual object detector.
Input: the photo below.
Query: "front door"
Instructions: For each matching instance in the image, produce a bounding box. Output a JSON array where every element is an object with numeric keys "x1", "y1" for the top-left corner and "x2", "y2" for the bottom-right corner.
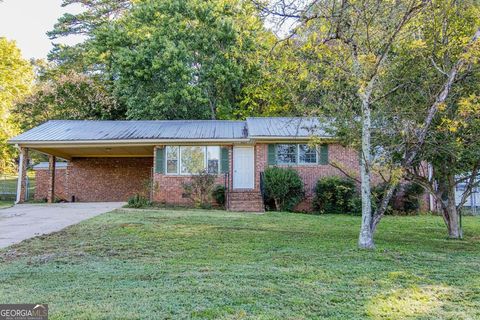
[{"x1": 233, "y1": 146, "x2": 254, "y2": 189}]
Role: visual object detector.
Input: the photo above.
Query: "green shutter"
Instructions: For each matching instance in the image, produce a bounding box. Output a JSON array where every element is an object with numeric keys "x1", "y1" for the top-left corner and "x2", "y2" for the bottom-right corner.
[
  {"x1": 319, "y1": 144, "x2": 329, "y2": 165},
  {"x1": 220, "y1": 147, "x2": 229, "y2": 173},
  {"x1": 155, "y1": 147, "x2": 165, "y2": 174},
  {"x1": 267, "y1": 144, "x2": 276, "y2": 165}
]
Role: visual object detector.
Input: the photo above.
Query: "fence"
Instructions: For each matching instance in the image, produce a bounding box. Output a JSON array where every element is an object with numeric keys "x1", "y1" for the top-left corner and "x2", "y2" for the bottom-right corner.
[{"x1": 0, "y1": 173, "x2": 35, "y2": 201}]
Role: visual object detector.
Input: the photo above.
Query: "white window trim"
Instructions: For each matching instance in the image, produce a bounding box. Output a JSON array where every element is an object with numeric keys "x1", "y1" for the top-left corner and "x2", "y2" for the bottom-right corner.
[
  {"x1": 276, "y1": 144, "x2": 319, "y2": 166},
  {"x1": 165, "y1": 146, "x2": 221, "y2": 176}
]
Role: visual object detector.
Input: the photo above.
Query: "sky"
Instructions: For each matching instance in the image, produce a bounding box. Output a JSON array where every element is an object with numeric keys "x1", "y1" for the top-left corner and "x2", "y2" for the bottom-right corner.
[{"x1": 0, "y1": 0, "x2": 84, "y2": 60}]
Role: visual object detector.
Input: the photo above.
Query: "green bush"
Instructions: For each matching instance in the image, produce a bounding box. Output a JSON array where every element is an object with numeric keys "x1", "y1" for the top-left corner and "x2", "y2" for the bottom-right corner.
[
  {"x1": 402, "y1": 183, "x2": 424, "y2": 212},
  {"x1": 263, "y1": 167, "x2": 304, "y2": 211},
  {"x1": 126, "y1": 194, "x2": 151, "y2": 208},
  {"x1": 313, "y1": 177, "x2": 358, "y2": 214},
  {"x1": 372, "y1": 182, "x2": 424, "y2": 215},
  {"x1": 212, "y1": 185, "x2": 226, "y2": 207},
  {"x1": 182, "y1": 170, "x2": 216, "y2": 208}
]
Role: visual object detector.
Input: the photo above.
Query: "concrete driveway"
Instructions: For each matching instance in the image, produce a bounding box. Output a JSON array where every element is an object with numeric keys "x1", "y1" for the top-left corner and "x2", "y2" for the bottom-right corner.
[{"x1": 0, "y1": 202, "x2": 124, "y2": 249}]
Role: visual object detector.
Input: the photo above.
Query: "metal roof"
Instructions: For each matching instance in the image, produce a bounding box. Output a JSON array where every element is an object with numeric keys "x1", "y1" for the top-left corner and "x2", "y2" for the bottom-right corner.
[
  {"x1": 9, "y1": 120, "x2": 248, "y2": 142},
  {"x1": 246, "y1": 117, "x2": 332, "y2": 138},
  {"x1": 9, "y1": 117, "x2": 332, "y2": 144}
]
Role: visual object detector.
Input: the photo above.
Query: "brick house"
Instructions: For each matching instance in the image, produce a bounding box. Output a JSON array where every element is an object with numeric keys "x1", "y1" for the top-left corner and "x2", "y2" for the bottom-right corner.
[{"x1": 10, "y1": 117, "x2": 361, "y2": 212}]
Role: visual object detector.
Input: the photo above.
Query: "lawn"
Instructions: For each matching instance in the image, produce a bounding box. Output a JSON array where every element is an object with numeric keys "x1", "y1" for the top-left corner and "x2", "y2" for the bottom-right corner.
[
  {"x1": 0, "y1": 200, "x2": 13, "y2": 209},
  {"x1": 0, "y1": 209, "x2": 479, "y2": 319}
]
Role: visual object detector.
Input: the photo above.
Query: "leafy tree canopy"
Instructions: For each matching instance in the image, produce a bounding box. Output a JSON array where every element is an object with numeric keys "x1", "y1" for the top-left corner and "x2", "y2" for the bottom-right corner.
[
  {"x1": 92, "y1": 0, "x2": 276, "y2": 119},
  {"x1": 0, "y1": 38, "x2": 33, "y2": 173},
  {"x1": 14, "y1": 66, "x2": 123, "y2": 131}
]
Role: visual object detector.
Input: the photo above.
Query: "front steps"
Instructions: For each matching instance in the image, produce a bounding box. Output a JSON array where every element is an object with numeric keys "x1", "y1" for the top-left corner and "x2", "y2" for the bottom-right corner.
[{"x1": 227, "y1": 190, "x2": 265, "y2": 212}]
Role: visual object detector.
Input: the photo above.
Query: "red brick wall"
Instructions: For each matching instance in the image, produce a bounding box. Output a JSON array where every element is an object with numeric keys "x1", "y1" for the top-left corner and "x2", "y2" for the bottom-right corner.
[
  {"x1": 34, "y1": 168, "x2": 68, "y2": 201},
  {"x1": 153, "y1": 143, "x2": 359, "y2": 211},
  {"x1": 255, "y1": 143, "x2": 360, "y2": 212},
  {"x1": 152, "y1": 146, "x2": 233, "y2": 205},
  {"x1": 66, "y1": 157, "x2": 153, "y2": 202}
]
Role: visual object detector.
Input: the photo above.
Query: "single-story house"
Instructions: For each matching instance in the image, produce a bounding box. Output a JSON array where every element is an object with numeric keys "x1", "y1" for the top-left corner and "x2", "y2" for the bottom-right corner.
[{"x1": 9, "y1": 117, "x2": 360, "y2": 212}]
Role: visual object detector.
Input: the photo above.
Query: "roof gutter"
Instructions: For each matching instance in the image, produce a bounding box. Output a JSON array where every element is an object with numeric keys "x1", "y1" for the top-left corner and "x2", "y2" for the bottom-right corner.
[
  {"x1": 8, "y1": 136, "x2": 338, "y2": 147},
  {"x1": 8, "y1": 138, "x2": 251, "y2": 147},
  {"x1": 250, "y1": 136, "x2": 337, "y2": 141}
]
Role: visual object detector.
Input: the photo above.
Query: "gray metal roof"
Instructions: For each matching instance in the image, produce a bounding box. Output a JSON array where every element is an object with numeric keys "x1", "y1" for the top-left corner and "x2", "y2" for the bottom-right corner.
[
  {"x1": 246, "y1": 117, "x2": 331, "y2": 137},
  {"x1": 9, "y1": 117, "x2": 332, "y2": 144},
  {"x1": 10, "y1": 120, "x2": 248, "y2": 142}
]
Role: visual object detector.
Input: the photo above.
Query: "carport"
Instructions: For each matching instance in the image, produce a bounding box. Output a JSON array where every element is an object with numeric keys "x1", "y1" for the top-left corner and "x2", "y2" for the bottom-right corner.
[{"x1": 9, "y1": 121, "x2": 158, "y2": 204}]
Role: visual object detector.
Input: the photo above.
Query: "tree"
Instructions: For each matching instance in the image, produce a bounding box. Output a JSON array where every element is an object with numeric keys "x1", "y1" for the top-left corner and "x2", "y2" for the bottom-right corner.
[
  {"x1": 258, "y1": 0, "x2": 427, "y2": 248},
  {"x1": 14, "y1": 67, "x2": 123, "y2": 131},
  {"x1": 48, "y1": 0, "x2": 132, "y2": 73},
  {"x1": 378, "y1": 2, "x2": 480, "y2": 238},
  {"x1": 92, "y1": 0, "x2": 275, "y2": 120},
  {"x1": 0, "y1": 38, "x2": 33, "y2": 174},
  {"x1": 258, "y1": 0, "x2": 480, "y2": 247}
]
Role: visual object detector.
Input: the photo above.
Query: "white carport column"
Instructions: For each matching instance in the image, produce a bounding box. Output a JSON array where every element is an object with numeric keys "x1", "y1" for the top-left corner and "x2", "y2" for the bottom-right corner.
[
  {"x1": 47, "y1": 155, "x2": 56, "y2": 203},
  {"x1": 15, "y1": 147, "x2": 29, "y2": 204}
]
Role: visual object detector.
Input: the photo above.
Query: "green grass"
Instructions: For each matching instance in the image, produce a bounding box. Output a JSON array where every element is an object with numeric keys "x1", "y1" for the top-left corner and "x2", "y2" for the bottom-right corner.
[
  {"x1": 0, "y1": 200, "x2": 13, "y2": 209},
  {"x1": 0, "y1": 209, "x2": 479, "y2": 319}
]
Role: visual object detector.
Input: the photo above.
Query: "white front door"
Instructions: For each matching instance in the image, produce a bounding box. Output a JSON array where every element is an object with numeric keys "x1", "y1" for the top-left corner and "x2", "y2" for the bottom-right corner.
[{"x1": 233, "y1": 146, "x2": 255, "y2": 189}]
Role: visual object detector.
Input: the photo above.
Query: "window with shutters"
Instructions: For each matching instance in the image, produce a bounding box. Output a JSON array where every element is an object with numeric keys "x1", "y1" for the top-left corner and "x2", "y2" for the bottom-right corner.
[
  {"x1": 163, "y1": 146, "x2": 224, "y2": 175},
  {"x1": 270, "y1": 143, "x2": 328, "y2": 166}
]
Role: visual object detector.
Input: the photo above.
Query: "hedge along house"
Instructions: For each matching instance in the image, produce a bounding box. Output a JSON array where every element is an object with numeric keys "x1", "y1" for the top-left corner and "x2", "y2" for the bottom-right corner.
[{"x1": 9, "y1": 117, "x2": 360, "y2": 212}]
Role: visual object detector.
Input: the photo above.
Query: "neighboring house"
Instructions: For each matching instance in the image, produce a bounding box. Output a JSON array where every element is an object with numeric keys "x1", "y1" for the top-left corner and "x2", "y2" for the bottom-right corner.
[
  {"x1": 10, "y1": 117, "x2": 360, "y2": 212},
  {"x1": 455, "y1": 177, "x2": 480, "y2": 212}
]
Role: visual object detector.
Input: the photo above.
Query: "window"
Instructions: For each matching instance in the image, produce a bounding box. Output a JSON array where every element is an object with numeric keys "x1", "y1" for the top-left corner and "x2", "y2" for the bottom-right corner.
[
  {"x1": 166, "y1": 146, "x2": 179, "y2": 174},
  {"x1": 298, "y1": 144, "x2": 317, "y2": 164},
  {"x1": 276, "y1": 144, "x2": 297, "y2": 164},
  {"x1": 180, "y1": 146, "x2": 205, "y2": 174},
  {"x1": 164, "y1": 146, "x2": 223, "y2": 175},
  {"x1": 207, "y1": 146, "x2": 220, "y2": 174},
  {"x1": 271, "y1": 143, "x2": 326, "y2": 165}
]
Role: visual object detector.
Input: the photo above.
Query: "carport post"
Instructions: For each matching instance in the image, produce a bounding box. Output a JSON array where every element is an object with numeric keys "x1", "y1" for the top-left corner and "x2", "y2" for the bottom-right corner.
[
  {"x1": 15, "y1": 146, "x2": 29, "y2": 204},
  {"x1": 47, "y1": 155, "x2": 56, "y2": 203}
]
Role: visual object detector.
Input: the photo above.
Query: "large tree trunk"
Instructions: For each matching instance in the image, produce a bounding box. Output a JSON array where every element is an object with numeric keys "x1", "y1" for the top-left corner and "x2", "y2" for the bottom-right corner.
[
  {"x1": 444, "y1": 176, "x2": 463, "y2": 239},
  {"x1": 358, "y1": 93, "x2": 375, "y2": 249},
  {"x1": 445, "y1": 202, "x2": 462, "y2": 239}
]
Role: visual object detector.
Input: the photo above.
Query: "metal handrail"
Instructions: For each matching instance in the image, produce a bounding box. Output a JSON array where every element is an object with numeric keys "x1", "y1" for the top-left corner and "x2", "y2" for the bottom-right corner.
[
  {"x1": 224, "y1": 172, "x2": 230, "y2": 210},
  {"x1": 259, "y1": 171, "x2": 267, "y2": 210}
]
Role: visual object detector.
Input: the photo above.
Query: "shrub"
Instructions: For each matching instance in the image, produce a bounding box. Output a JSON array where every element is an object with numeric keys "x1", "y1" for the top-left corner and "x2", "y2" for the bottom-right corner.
[
  {"x1": 126, "y1": 194, "x2": 151, "y2": 208},
  {"x1": 212, "y1": 185, "x2": 226, "y2": 207},
  {"x1": 182, "y1": 170, "x2": 216, "y2": 208},
  {"x1": 348, "y1": 196, "x2": 363, "y2": 216},
  {"x1": 399, "y1": 183, "x2": 424, "y2": 213},
  {"x1": 263, "y1": 167, "x2": 304, "y2": 211},
  {"x1": 372, "y1": 182, "x2": 424, "y2": 214},
  {"x1": 313, "y1": 177, "x2": 358, "y2": 214}
]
